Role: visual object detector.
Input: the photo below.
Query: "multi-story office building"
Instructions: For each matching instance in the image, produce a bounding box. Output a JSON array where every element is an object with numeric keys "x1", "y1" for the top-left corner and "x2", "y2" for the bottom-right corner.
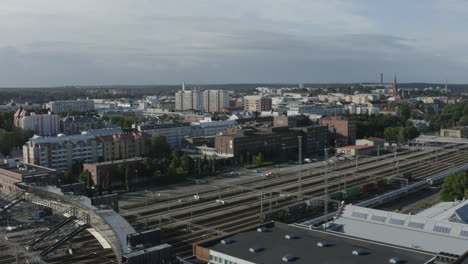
[
  {"x1": 96, "y1": 131, "x2": 150, "y2": 161},
  {"x1": 23, "y1": 134, "x2": 102, "y2": 171},
  {"x1": 215, "y1": 127, "x2": 299, "y2": 158},
  {"x1": 133, "y1": 122, "x2": 191, "y2": 148},
  {"x1": 190, "y1": 120, "x2": 238, "y2": 137},
  {"x1": 46, "y1": 99, "x2": 95, "y2": 113},
  {"x1": 60, "y1": 116, "x2": 104, "y2": 134},
  {"x1": 175, "y1": 90, "x2": 203, "y2": 111},
  {"x1": 243, "y1": 96, "x2": 272, "y2": 112},
  {"x1": 203, "y1": 90, "x2": 230, "y2": 113},
  {"x1": 13, "y1": 107, "x2": 60, "y2": 136},
  {"x1": 319, "y1": 116, "x2": 356, "y2": 147},
  {"x1": 290, "y1": 125, "x2": 329, "y2": 155}
]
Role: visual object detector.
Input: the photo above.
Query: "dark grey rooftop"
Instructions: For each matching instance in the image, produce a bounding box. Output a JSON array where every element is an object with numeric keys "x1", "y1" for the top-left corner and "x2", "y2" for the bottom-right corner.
[
  {"x1": 0, "y1": 163, "x2": 55, "y2": 176},
  {"x1": 203, "y1": 222, "x2": 435, "y2": 264}
]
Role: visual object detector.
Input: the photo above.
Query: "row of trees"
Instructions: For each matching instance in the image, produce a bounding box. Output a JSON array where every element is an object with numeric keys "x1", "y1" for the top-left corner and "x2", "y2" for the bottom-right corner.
[
  {"x1": 101, "y1": 115, "x2": 142, "y2": 128},
  {"x1": 428, "y1": 102, "x2": 468, "y2": 130},
  {"x1": 440, "y1": 172, "x2": 468, "y2": 201},
  {"x1": 383, "y1": 126, "x2": 419, "y2": 144}
]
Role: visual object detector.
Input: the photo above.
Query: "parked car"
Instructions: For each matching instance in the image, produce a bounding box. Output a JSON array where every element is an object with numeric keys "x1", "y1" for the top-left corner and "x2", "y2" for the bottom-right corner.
[
  {"x1": 303, "y1": 158, "x2": 312, "y2": 163},
  {"x1": 268, "y1": 172, "x2": 277, "y2": 176},
  {"x1": 252, "y1": 169, "x2": 260, "y2": 173}
]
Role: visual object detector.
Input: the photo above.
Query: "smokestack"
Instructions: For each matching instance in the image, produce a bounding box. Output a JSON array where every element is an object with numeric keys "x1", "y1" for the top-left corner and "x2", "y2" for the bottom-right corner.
[
  {"x1": 182, "y1": 82, "x2": 186, "y2": 91},
  {"x1": 380, "y1": 73, "x2": 383, "y2": 84}
]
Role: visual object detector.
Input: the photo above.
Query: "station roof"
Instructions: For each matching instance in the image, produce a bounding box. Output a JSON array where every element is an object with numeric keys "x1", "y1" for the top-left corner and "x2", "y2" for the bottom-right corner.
[
  {"x1": 330, "y1": 205, "x2": 468, "y2": 255},
  {"x1": 416, "y1": 200, "x2": 468, "y2": 224},
  {"x1": 200, "y1": 222, "x2": 433, "y2": 264}
]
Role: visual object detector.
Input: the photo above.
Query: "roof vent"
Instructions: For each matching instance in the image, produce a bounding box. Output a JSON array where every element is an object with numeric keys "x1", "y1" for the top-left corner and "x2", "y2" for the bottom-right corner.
[
  {"x1": 282, "y1": 254, "x2": 296, "y2": 262},
  {"x1": 389, "y1": 257, "x2": 402, "y2": 263},
  {"x1": 352, "y1": 249, "x2": 366, "y2": 255},
  {"x1": 249, "y1": 246, "x2": 263, "y2": 253},
  {"x1": 221, "y1": 237, "x2": 234, "y2": 244},
  {"x1": 317, "y1": 241, "x2": 330, "y2": 247},
  {"x1": 257, "y1": 227, "x2": 268, "y2": 232},
  {"x1": 285, "y1": 234, "x2": 297, "y2": 240}
]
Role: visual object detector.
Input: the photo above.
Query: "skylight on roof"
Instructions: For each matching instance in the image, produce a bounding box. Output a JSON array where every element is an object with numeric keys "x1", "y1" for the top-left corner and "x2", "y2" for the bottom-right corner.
[
  {"x1": 371, "y1": 215, "x2": 386, "y2": 222},
  {"x1": 388, "y1": 218, "x2": 405, "y2": 226},
  {"x1": 351, "y1": 211, "x2": 368, "y2": 219},
  {"x1": 408, "y1": 222, "x2": 425, "y2": 229},
  {"x1": 433, "y1": 226, "x2": 451, "y2": 234}
]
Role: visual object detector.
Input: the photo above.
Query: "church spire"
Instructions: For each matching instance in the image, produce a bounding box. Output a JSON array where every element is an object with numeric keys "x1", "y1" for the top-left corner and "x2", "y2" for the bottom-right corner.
[{"x1": 393, "y1": 75, "x2": 399, "y2": 97}]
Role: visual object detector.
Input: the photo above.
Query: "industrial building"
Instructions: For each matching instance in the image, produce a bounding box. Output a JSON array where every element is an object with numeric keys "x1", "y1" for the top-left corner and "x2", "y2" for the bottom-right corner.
[{"x1": 440, "y1": 126, "x2": 468, "y2": 138}]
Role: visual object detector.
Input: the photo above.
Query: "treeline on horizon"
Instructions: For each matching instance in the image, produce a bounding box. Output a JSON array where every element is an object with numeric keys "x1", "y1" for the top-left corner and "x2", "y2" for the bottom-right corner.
[{"x1": 0, "y1": 83, "x2": 466, "y2": 104}]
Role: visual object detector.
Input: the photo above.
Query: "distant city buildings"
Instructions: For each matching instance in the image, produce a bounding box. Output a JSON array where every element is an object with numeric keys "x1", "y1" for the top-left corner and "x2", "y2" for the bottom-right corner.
[
  {"x1": 175, "y1": 86, "x2": 230, "y2": 113},
  {"x1": 203, "y1": 90, "x2": 230, "y2": 113},
  {"x1": 13, "y1": 107, "x2": 60, "y2": 136},
  {"x1": 46, "y1": 99, "x2": 95, "y2": 113}
]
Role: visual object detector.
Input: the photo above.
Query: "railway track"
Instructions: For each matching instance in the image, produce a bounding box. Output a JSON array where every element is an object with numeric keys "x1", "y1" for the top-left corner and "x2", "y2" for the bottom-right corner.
[
  {"x1": 162, "y1": 153, "x2": 468, "y2": 255},
  {"x1": 124, "y1": 146, "x2": 467, "y2": 257}
]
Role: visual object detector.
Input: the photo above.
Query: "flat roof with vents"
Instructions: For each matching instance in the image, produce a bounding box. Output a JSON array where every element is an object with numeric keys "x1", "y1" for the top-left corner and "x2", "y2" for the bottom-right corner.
[{"x1": 194, "y1": 222, "x2": 433, "y2": 264}]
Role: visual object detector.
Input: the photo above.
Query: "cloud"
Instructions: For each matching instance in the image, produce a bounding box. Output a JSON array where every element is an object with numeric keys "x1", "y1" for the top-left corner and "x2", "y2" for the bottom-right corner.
[{"x1": 0, "y1": 0, "x2": 466, "y2": 86}]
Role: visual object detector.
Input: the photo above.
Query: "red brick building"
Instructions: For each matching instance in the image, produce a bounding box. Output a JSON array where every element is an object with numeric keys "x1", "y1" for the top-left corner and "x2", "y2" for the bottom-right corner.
[
  {"x1": 83, "y1": 157, "x2": 143, "y2": 188},
  {"x1": 0, "y1": 160, "x2": 58, "y2": 193},
  {"x1": 319, "y1": 116, "x2": 356, "y2": 147}
]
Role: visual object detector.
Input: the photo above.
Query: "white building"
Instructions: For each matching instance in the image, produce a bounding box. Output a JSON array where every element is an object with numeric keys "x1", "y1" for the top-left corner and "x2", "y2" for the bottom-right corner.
[
  {"x1": 345, "y1": 104, "x2": 380, "y2": 115},
  {"x1": 133, "y1": 122, "x2": 191, "y2": 148},
  {"x1": 287, "y1": 104, "x2": 345, "y2": 116},
  {"x1": 175, "y1": 90, "x2": 204, "y2": 111},
  {"x1": 203, "y1": 90, "x2": 230, "y2": 113},
  {"x1": 14, "y1": 108, "x2": 60, "y2": 136},
  {"x1": 190, "y1": 119, "x2": 238, "y2": 137},
  {"x1": 46, "y1": 99, "x2": 95, "y2": 113},
  {"x1": 22, "y1": 128, "x2": 122, "y2": 171}
]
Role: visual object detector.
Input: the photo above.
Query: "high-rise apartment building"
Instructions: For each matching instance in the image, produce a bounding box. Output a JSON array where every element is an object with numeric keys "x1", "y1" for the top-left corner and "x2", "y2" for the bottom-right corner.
[
  {"x1": 14, "y1": 107, "x2": 60, "y2": 136},
  {"x1": 203, "y1": 90, "x2": 230, "y2": 113},
  {"x1": 175, "y1": 90, "x2": 203, "y2": 111},
  {"x1": 243, "y1": 96, "x2": 272, "y2": 112},
  {"x1": 46, "y1": 99, "x2": 95, "y2": 113}
]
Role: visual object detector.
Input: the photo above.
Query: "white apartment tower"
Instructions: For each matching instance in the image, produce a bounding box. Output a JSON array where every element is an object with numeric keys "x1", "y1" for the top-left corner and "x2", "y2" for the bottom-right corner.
[
  {"x1": 175, "y1": 83, "x2": 204, "y2": 111},
  {"x1": 203, "y1": 90, "x2": 230, "y2": 113}
]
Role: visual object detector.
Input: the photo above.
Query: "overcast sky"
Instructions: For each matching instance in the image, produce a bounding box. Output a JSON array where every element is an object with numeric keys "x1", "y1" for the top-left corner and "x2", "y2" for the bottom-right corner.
[{"x1": 1, "y1": 0, "x2": 468, "y2": 87}]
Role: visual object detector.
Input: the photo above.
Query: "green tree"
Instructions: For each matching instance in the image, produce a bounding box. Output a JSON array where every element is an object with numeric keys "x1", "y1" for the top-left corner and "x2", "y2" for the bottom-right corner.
[
  {"x1": 148, "y1": 135, "x2": 171, "y2": 159},
  {"x1": 253, "y1": 152, "x2": 264, "y2": 166},
  {"x1": 80, "y1": 170, "x2": 93, "y2": 187},
  {"x1": 440, "y1": 172, "x2": 468, "y2": 201},
  {"x1": 0, "y1": 132, "x2": 17, "y2": 156}
]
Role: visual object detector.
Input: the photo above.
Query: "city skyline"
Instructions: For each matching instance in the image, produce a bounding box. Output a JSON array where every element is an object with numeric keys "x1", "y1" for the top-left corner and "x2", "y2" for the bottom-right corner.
[{"x1": 1, "y1": 0, "x2": 468, "y2": 86}]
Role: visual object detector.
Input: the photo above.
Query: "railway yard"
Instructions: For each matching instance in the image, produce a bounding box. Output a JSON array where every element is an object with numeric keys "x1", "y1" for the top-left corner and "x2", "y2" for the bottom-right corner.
[
  {"x1": 0, "y1": 143, "x2": 466, "y2": 263},
  {"x1": 119, "y1": 144, "x2": 468, "y2": 258}
]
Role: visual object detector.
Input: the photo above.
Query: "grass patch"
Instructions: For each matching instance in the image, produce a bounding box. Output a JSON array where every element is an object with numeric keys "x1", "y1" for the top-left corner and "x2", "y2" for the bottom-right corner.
[{"x1": 402, "y1": 193, "x2": 441, "y2": 214}]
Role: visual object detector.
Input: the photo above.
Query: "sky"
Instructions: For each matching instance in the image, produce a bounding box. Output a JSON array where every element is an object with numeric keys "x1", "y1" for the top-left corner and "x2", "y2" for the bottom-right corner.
[{"x1": 1, "y1": 0, "x2": 468, "y2": 87}]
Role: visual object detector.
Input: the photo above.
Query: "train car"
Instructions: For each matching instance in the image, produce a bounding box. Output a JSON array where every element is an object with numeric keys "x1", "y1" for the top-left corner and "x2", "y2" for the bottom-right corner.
[{"x1": 341, "y1": 186, "x2": 362, "y2": 200}]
